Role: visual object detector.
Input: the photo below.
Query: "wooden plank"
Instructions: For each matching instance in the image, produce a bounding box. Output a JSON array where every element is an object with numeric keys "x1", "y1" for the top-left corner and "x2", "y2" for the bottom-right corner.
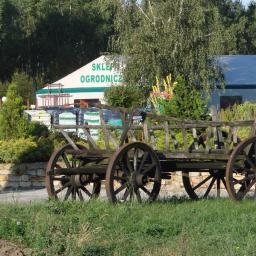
[
  {"x1": 181, "y1": 125, "x2": 188, "y2": 151},
  {"x1": 163, "y1": 152, "x2": 231, "y2": 160},
  {"x1": 250, "y1": 120, "x2": 256, "y2": 136},
  {"x1": 170, "y1": 129, "x2": 179, "y2": 150},
  {"x1": 231, "y1": 127, "x2": 238, "y2": 146},
  {"x1": 119, "y1": 113, "x2": 134, "y2": 146},
  {"x1": 82, "y1": 128, "x2": 99, "y2": 150},
  {"x1": 192, "y1": 128, "x2": 199, "y2": 150},
  {"x1": 100, "y1": 114, "x2": 118, "y2": 149},
  {"x1": 164, "y1": 121, "x2": 170, "y2": 152},
  {"x1": 216, "y1": 128, "x2": 224, "y2": 149},
  {"x1": 174, "y1": 161, "x2": 227, "y2": 170},
  {"x1": 143, "y1": 121, "x2": 149, "y2": 143},
  {"x1": 99, "y1": 110, "x2": 110, "y2": 150},
  {"x1": 59, "y1": 129, "x2": 79, "y2": 150}
]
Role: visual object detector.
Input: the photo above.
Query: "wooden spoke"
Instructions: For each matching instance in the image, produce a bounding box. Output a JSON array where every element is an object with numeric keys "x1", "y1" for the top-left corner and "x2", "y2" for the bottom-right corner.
[
  {"x1": 62, "y1": 153, "x2": 71, "y2": 168},
  {"x1": 133, "y1": 148, "x2": 139, "y2": 171},
  {"x1": 122, "y1": 188, "x2": 130, "y2": 201},
  {"x1": 135, "y1": 188, "x2": 142, "y2": 202},
  {"x1": 243, "y1": 150, "x2": 256, "y2": 170},
  {"x1": 81, "y1": 186, "x2": 92, "y2": 197},
  {"x1": 217, "y1": 178, "x2": 221, "y2": 197},
  {"x1": 55, "y1": 181, "x2": 71, "y2": 194},
  {"x1": 46, "y1": 144, "x2": 101, "y2": 201},
  {"x1": 72, "y1": 187, "x2": 76, "y2": 200},
  {"x1": 77, "y1": 189, "x2": 84, "y2": 201},
  {"x1": 142, "y1": 163, "x2": 156, "y2": 175},
  {"x1": 203, "y1": 177, "x2": 216, "y2": 198},
  {"x1": 106, "y1": 142, "x2": 161, "y2": 203},
  {"x1": 237, "y1": 179, "x2": 256, "y2": 199},
  {"x1": 64, "y1": 186, "x2": 73, "y2": 200},
  {"x1": 140, "y1": 186, "x2": 151, "y2": 196},
  {"x1": 221, "y1": 177, "x2": 227, "y2": 190},
  {"x1": 114, "y1": 183, "x2": 127, "y2": 195},
  {"x1": 226, "y1": 136, "x2": 256, "y2": 200},
  {"x1": 192, "y1": 174, "x2": 213, "y2": 191},
  {"x1": 124, "y1": 153, "x2": 134, "y2": 173},
  {"x1": 137, "y1": 152, "x2": 149, "y2": 173},
  {"x1": 183, "y1": 170, "x2": 226, "y2": 200}
]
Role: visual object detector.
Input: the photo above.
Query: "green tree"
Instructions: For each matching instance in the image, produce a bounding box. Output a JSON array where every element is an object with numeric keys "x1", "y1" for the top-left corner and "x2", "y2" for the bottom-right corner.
[
  {"x1": 245, "y1": 2, "x2": 256, "y2": 54},
  {"x1": 10, "y1": 72, "x2": 35, "y2": 106},
  {"x1": 104, "y1": 85, "x2": 147, "y2": 108},
  {"x1": 110, "y1": 0, "x2": 225, "y2": 90},
  {"x1": 213, "y1": 0, "x2": 248, "y2": 54},
  {"x1": 0, "y1": 83, "x2": 30, "y2": 139}
]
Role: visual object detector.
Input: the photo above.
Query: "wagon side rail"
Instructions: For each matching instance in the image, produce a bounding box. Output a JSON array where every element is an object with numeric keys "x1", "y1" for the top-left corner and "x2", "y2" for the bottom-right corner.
[
  {"x1": 143, "y1": 113, "x2": 256, "y2": 158},
  {"x1": 53, "y1": 105, "x2": 143, "y2": 152}
]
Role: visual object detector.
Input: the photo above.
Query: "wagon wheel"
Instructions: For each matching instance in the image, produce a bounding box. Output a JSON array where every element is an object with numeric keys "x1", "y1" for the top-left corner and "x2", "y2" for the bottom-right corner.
[
  {"x1": 183, "y1": 133, "x2": 227, "y2": 199},
  {"x1": 106, "y1": 142, "x2": 161, "y2": 203},
  {"x1": 182, "y1": 170, "x2": 227, "y2": 199},
  {"x1": 226, "y1": 136, "x2": 256, "y2": 200},
  {"x1": 46, "y1": 144, "x2": 101, "y2": 201}
]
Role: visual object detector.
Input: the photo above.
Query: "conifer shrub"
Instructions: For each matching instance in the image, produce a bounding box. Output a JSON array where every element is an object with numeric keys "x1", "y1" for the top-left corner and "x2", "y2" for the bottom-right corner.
[
  {"x1": 0, "y1": 83, "x2": 53, "y2": 163},
  {"x1": 161, "y1": 75, "x2": 208, "y2": 120}
]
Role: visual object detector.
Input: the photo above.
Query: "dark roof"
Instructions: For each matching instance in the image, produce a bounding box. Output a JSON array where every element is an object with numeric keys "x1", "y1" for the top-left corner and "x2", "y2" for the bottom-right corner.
[{"x1": 218, "y1": 55, "x2": 256, "y2": 87}]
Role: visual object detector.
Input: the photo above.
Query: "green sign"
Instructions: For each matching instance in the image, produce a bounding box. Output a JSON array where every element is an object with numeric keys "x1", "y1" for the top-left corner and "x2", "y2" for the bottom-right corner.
[{"x1": 80, "y1": 62, "x2": 123, "y2": 84}]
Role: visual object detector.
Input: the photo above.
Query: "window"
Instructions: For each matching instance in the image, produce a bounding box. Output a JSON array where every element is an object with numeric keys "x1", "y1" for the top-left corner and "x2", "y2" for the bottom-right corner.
[{"x1": 74, "y1": 99, "x2": 100, "y2": 108}]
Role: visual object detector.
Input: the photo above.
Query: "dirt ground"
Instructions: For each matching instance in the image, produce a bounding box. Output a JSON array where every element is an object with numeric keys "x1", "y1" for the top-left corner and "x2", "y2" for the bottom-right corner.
[{"x1": 0, "y1": 240, "x2": 25, "y2": 256}]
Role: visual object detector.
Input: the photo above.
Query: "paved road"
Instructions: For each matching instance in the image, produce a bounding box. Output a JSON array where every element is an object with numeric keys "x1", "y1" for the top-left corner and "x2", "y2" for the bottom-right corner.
[
  {"x1": 0, "y1": 189, "x2": 48, "y2": 203},
  {"x1": 0, "y1": 188, "x2": 186, "y2": 203}
]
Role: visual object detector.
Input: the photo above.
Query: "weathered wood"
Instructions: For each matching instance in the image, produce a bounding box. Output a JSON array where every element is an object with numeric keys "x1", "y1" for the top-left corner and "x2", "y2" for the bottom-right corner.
[
  {"x1": 100, "y1": 113, "x2": 118, "y2": 148},
  {"x1": 170, "y1": 129, "x2": 179, "y2": 150},
  {"x1": 100, "y1": 110, "x2": 110, "y2": 150},
  {"x1": 163, "y1": 152, "x2": 239, "y2": 160},
  {"x1": 119, "y1": 114, "x2": 134, "y2": 146},
  {"x1": 59, "y1": 129, "x2": 79, "y2": 150},
  {"x1": 231, "y1": 127, "x2": 238, "y2": 146},
  {"x1": 181, "y1": 125, "x2": 188, "y2": 151},
  {"x1": 143, "y1": 121, "x2": 149, "y2": 143},
  {"x1": 192, "y1": 128, "x2": 199, "y2": 150},
  {"x1": 81, "y1": 128, "x2": 99, "y2": 150},
  {"x1": 164, "y1": 121, "x2": 170, "y2": 152},
  {"x1": 49, "y1": 166, "x2": 107, "y2": 175}
]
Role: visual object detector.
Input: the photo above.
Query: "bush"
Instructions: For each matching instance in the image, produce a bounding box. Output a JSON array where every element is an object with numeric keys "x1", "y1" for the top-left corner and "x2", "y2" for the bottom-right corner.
[
  {"x1": 28, "y1": 122, "x2": 49, "y2": 138},
  {"x1": 218, "y1": 102, "x2": 256, "y2": 140},
  {"x1": 0, "y1": 137, "x2": 53, "y2": 164},
  {"x1": 104, "y1": 85, "x2": 146, "y2": 108},
  {"x1": 161, "y1": 75, "x2": 208, "y2": 120},
  {"x1": 0, "y1": 83, "x2": 31, "y2": 140},
  {"x1": 219, "y1": 102, "x2": 256, "y2": 121}
]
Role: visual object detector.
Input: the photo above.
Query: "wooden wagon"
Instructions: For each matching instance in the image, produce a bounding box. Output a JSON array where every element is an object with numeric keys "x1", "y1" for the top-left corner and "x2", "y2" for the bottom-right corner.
[{"x1": 45, "y1": 105, "x2": 256, "y2": 202}]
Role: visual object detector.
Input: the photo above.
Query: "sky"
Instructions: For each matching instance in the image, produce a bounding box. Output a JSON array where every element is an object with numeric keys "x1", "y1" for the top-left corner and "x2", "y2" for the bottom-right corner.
[{"x1": 242, "y1": 0, "x2": 254, "y2": 7}]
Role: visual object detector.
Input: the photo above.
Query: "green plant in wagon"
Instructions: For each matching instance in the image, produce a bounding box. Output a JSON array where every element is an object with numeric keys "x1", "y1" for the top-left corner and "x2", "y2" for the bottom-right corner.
[{"x1": 150, "y1": 74, "x2": 177, "y2": 115}]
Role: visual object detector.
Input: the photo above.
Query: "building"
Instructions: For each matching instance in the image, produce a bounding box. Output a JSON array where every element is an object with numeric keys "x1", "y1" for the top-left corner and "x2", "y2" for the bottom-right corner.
[
  {"x1": 36, "y1": 54, "x2": 256, "y2": 110},
  {"x1": 36, "y1": 55, "x2": 124, "y2": 108},
  {"x1": 211, "y1": 55, "x2": 256, "y2": 110}
]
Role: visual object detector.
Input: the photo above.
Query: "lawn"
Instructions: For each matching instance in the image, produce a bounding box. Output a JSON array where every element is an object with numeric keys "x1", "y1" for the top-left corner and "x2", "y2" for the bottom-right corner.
[{"x1": 0, "y1": 199, "x2": 256, "y2": 256}]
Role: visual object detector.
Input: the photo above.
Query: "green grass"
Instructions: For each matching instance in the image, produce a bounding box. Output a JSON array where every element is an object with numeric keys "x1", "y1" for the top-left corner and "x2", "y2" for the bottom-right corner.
[{"x1": 0, "y1": 199, "x2": 256, "y2": 255}]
